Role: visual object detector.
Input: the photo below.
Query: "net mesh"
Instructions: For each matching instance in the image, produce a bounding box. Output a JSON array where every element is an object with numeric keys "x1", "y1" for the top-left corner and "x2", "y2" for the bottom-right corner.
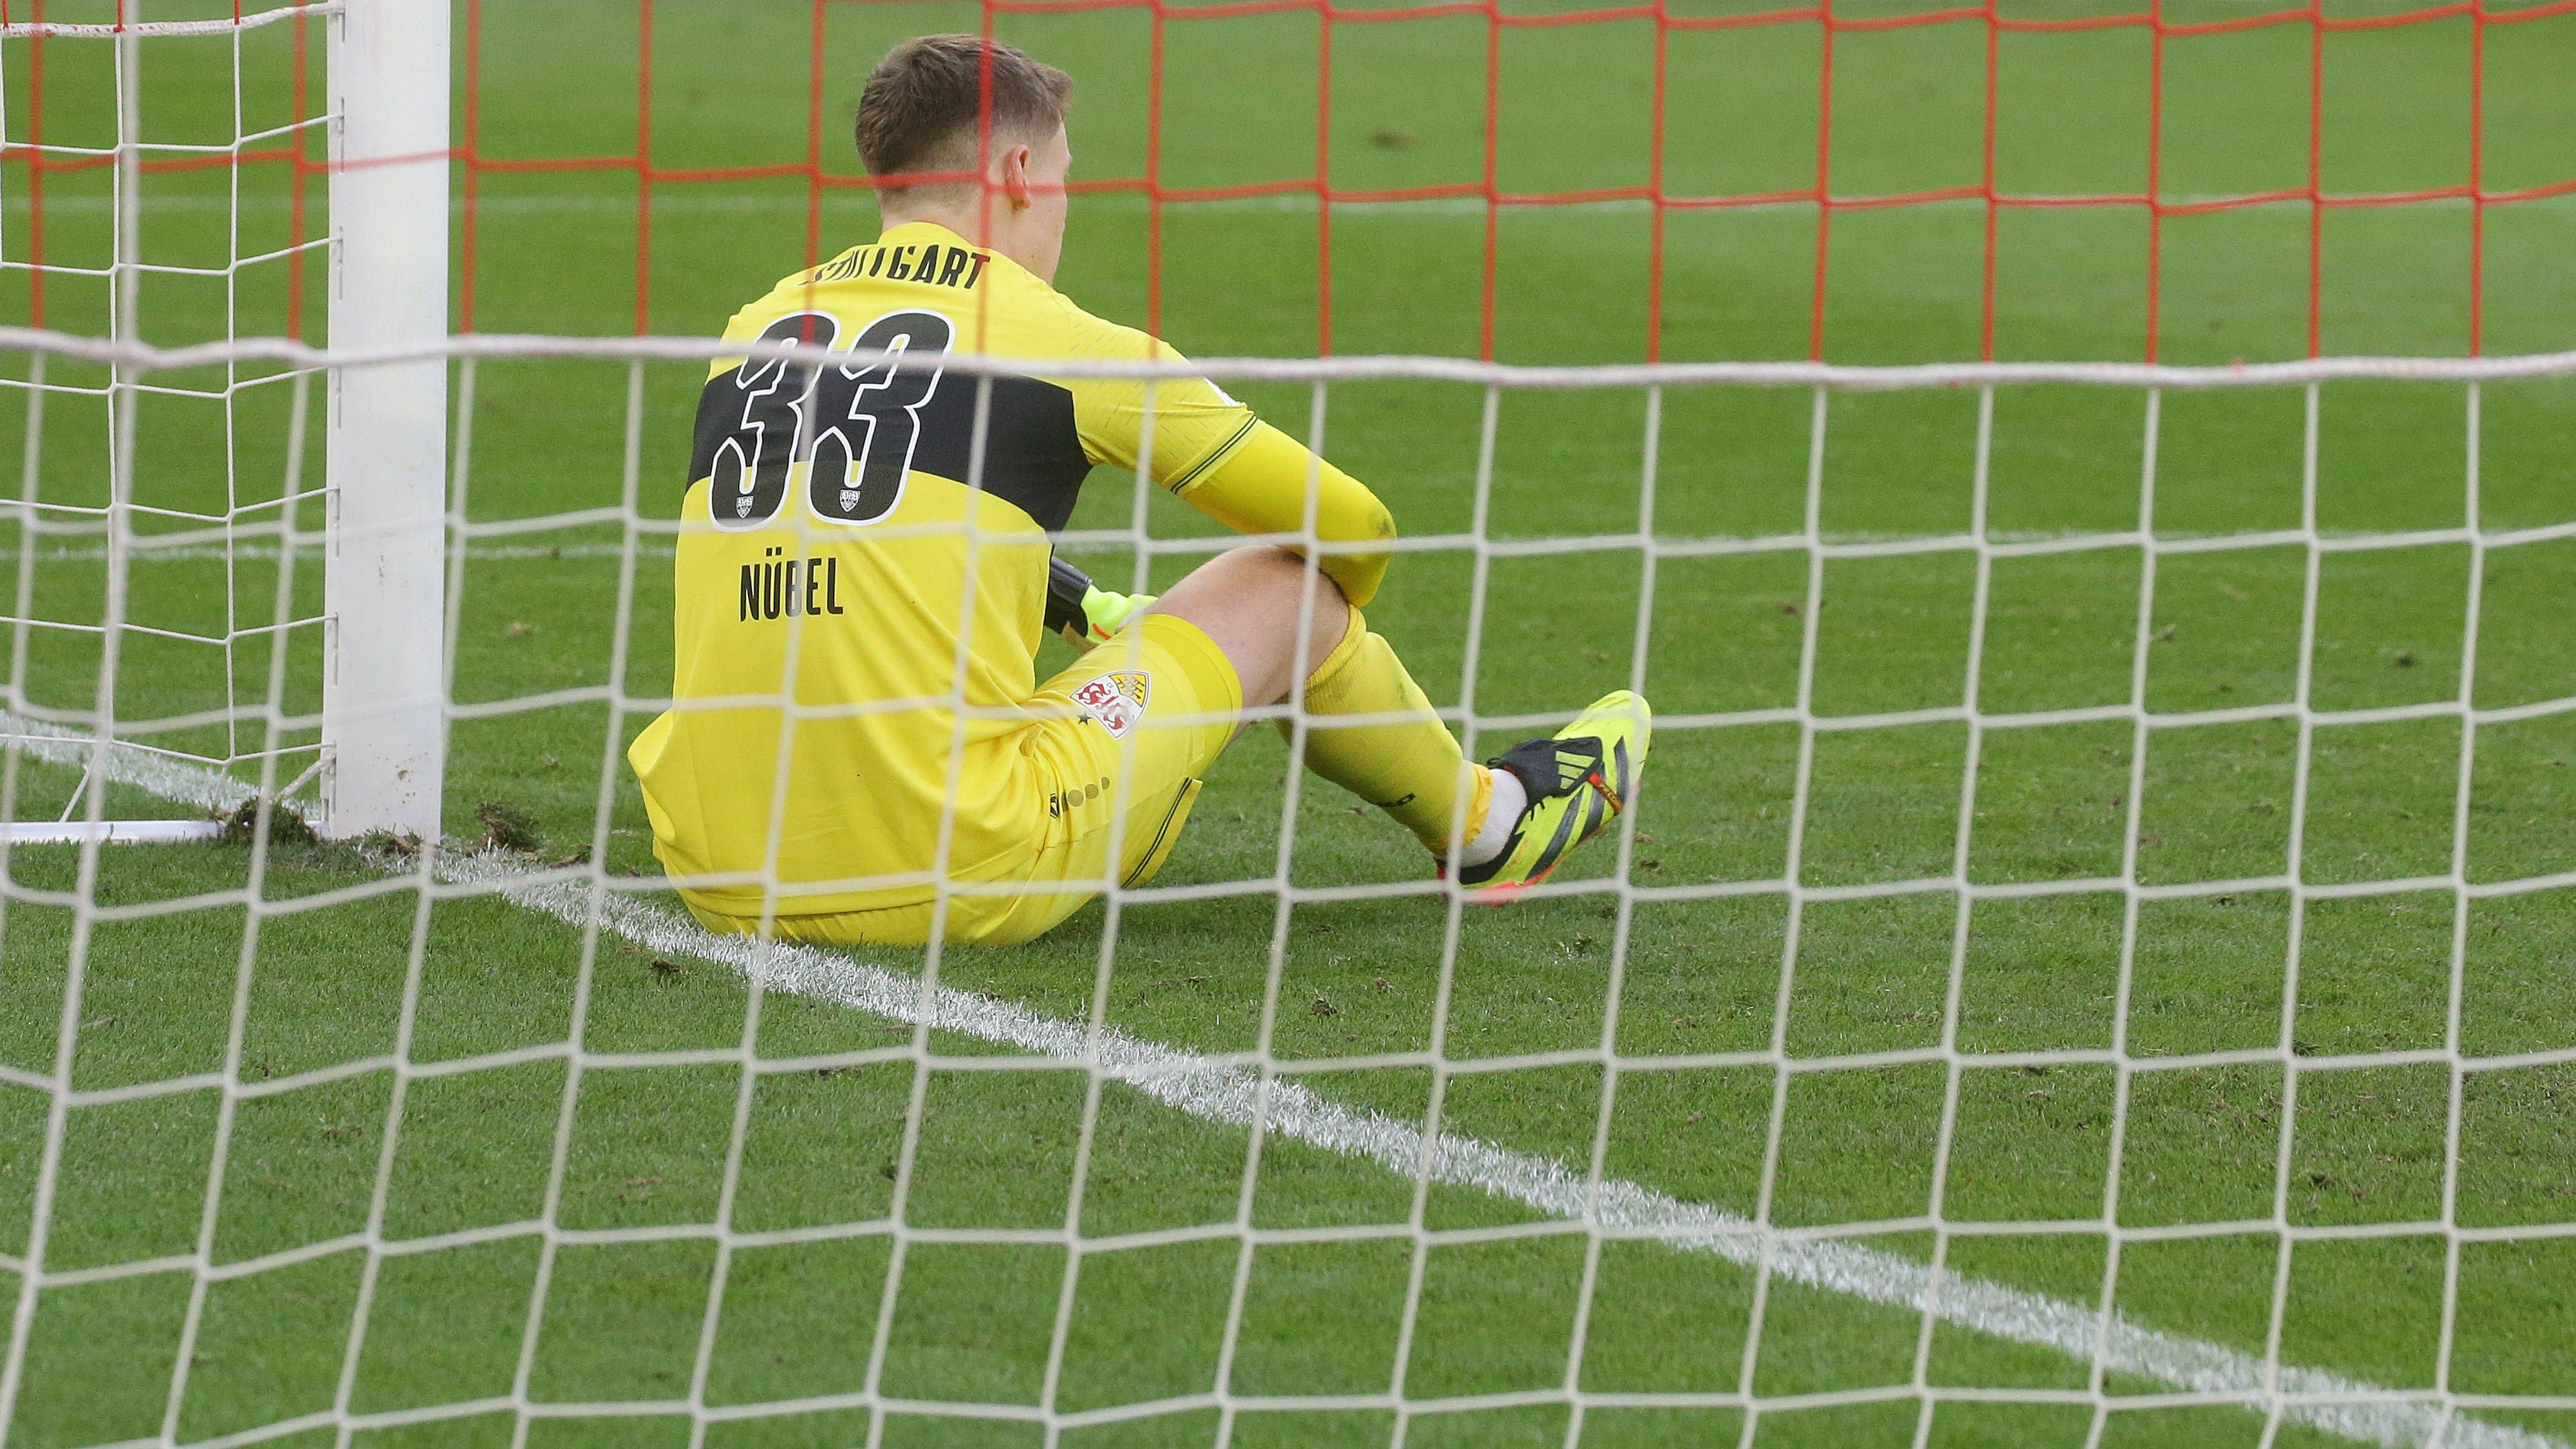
[
  {"x1": 1, "y1": 1, "x2": 331, "y2": 799},
  {"x1": 3, "y1": 3, "x2": 2576, "y2": 1449}
]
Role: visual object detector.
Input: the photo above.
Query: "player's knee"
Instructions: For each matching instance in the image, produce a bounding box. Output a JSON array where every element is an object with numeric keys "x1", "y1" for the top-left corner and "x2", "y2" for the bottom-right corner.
[
  {"x1": 1155, "y1": 546, "x2": 1350, "y2": 706},
  {"x1": 1231, "y1": 548, "x2": 1350, "y2": 660}
]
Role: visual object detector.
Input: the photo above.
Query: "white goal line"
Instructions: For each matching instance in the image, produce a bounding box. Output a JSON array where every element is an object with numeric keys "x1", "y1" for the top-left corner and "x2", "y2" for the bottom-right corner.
[{"x1": 11, "y1": 324, "x2": 2576, "y2": 392}]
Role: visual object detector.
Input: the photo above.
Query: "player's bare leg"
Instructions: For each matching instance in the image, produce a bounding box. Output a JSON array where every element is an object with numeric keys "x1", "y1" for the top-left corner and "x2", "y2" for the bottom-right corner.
[
  {"x1": 1147, "y1": 546, "x2": 1649, "y2": 889},
  {"x1": 1152, "y1": 546, "x2": 1482, "y2": 847},
  {"x1": 1146, "y1": 545, "x2": 1351, "y2": 715}
]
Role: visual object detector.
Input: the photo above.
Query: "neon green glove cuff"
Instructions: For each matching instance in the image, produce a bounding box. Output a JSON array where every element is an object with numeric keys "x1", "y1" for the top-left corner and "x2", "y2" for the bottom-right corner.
[{"x1": 1069, "y1": 584, "x2": 1155, "y2": 647}]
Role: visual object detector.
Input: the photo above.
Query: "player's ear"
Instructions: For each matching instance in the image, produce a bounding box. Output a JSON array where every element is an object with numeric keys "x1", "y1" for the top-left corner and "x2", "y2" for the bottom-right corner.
[{"x1": 998, "y1": 142, "x2": 1036, "y2": 210}]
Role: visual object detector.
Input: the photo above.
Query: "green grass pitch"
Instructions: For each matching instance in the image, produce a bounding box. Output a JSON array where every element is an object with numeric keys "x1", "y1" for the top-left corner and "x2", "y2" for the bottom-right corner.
[{"x1": 1, "y1": 0, "x2": 2574, "y2": 1445}]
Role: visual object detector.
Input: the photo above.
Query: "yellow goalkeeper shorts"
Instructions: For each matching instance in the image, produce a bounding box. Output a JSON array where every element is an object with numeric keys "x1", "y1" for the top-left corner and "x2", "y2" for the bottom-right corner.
[{"x1": 685, "y1": 611, "x2": 1241, "y2": 948}]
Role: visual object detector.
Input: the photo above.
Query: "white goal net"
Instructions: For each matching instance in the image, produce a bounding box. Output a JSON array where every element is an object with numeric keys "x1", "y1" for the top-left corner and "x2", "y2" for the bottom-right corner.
[{"x1": 2, "y1": 4, "x2": 2573, "y2": 1449}]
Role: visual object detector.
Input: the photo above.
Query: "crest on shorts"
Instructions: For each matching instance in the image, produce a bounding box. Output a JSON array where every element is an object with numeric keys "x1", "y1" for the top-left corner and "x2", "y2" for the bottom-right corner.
[{"x1": 1072, "y1": 670, "x2": 1151, "y2": 739}]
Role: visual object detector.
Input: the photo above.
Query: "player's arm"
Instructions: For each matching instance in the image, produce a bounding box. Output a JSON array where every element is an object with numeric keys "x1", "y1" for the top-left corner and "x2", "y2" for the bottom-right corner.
[
  {"x1": 1166, "y1": 420, "x2": 1395, "y2": 609},
  {"x1": 1072, "y1": 323, "x2": 1396, "y2": 608}
]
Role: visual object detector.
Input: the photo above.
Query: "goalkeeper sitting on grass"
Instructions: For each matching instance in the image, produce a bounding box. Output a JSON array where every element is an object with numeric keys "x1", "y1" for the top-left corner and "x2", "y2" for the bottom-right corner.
[{"x1": 629, "y1": 35, "x2": 1651, "y2": 946}]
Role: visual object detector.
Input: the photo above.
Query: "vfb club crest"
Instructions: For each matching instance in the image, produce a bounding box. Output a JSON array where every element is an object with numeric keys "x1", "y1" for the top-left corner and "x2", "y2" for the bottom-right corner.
[{"x1": 1072, "y1": 671, "x2": 1150, "y2": 739}]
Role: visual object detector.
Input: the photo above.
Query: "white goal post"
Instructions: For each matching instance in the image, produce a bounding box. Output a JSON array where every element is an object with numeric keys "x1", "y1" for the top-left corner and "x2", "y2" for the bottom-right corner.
[
  {"x1": 321, "y1": 0, "x2": 449, "y2": 841},
  {"x1": 0, "y1": 0, "x2": 449, "y2": 845}
]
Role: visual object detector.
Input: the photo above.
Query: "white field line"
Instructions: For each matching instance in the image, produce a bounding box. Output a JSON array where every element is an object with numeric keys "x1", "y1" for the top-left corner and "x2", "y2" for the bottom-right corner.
[
  {"x1": 0, "y1": 712, "x2": 264, "y2": 817},
  {"x1": 2, "y1": 712, "x2": 2561, "y2": 1449}
]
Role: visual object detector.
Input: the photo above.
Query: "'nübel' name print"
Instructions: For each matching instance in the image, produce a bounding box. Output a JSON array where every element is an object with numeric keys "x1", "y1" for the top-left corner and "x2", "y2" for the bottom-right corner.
[
  {"x1": 808, "y1": 243, "x2": 990, "y2": 290},
  {"x1": 740, "y1": 546, "x2": 847, "y2": 623}
]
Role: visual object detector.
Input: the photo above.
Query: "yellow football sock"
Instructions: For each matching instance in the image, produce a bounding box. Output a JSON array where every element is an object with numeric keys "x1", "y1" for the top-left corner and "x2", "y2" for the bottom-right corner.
[{"x1": 1282, "y1": 609, "x2": 1491, "y2": 857}]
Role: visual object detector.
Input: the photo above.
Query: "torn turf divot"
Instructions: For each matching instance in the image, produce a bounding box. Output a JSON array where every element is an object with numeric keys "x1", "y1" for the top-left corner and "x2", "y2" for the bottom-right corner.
[{"x1": 8, "y1": 713, "x2": 2557, "y2": 1449}]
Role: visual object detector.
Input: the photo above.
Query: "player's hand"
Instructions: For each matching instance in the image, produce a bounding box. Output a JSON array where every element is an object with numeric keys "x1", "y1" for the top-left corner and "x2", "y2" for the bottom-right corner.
[{"x1": 1063, "y1": 584, "x2": 1155, "y2": 650}]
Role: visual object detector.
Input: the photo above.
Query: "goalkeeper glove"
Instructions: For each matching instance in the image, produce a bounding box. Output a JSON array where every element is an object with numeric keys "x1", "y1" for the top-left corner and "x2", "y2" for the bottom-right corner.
[
  {"x1": 1071, "y1": 582, "x2": 1153, "y2": 647},
  {"x1": 1045, "y1": 556, "x2": 1157, "y2": 650}
]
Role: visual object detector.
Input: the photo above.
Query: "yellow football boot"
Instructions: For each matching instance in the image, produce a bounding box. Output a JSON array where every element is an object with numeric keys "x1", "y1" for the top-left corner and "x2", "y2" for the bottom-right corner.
[{"x1": 1456, "y1": 690, "x2": 1652, "y2": 896}]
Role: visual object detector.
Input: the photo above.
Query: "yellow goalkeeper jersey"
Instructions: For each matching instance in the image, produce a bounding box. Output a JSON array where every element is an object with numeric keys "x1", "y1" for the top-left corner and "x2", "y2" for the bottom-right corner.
[{"x1": 629, "y1": 220, "x2": 1393, "y2": 918}]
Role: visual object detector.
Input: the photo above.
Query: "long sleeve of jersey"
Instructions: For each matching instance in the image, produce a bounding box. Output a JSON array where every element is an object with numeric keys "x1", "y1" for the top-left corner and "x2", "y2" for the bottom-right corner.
[
  {"x1": 1167, "y1": 420, "x2": 1394, "y2": 608},
  {"x1": 1066, "y1": 318, "x2": 1397, "y2": 609}
]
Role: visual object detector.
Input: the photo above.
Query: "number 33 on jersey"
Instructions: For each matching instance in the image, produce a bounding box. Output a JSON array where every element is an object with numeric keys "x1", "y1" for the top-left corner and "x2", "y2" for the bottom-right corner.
[{"x1": 696, "y1": 307, "x2": 954, "y2": 532}]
